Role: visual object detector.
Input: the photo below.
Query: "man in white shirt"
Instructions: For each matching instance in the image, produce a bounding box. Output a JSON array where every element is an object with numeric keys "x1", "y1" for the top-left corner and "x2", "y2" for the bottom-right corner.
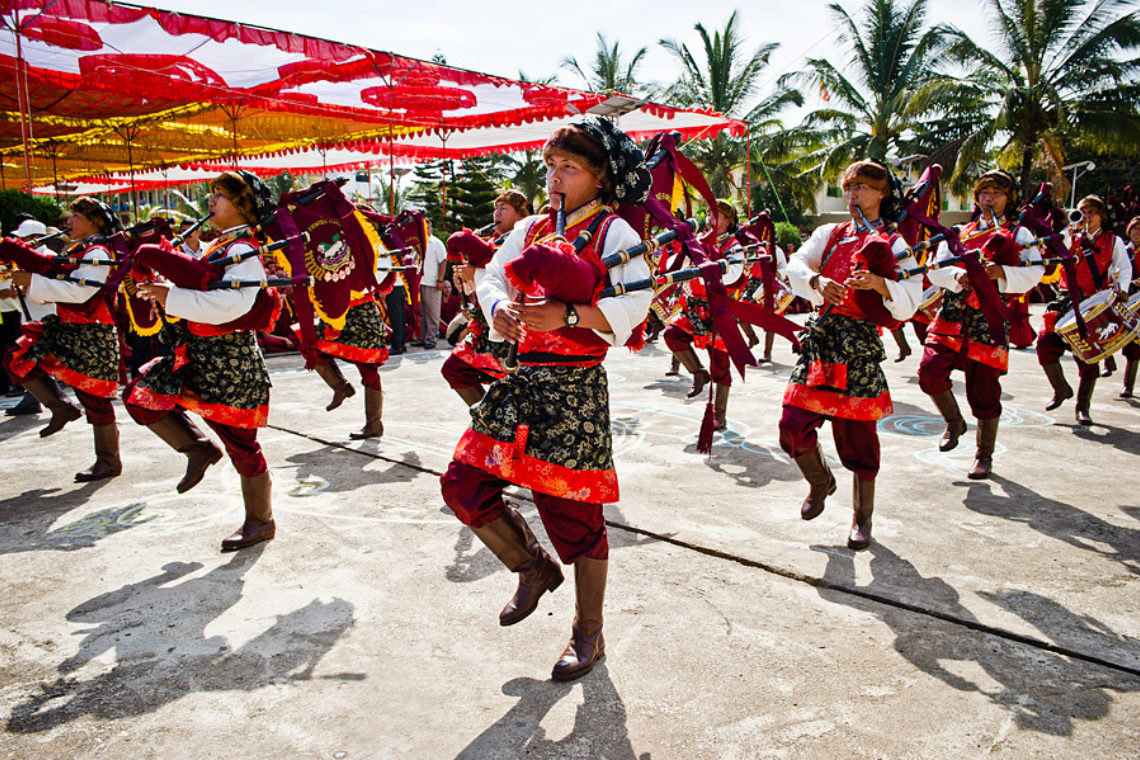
[{"x1": 418, "y1": 220, "x2": 447, "y2": 348}]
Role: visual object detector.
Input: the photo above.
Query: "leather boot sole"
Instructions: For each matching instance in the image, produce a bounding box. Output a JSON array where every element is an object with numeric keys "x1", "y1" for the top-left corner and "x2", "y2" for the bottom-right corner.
[
  {"x1": 326, "y1": 384, "x2": 356, "y2": 411},
  {"x1": 1075, "y1": 411, "x2": 1093, "y2": 426},
  {"x1": 939, "y1": 418, "x2": 968, "y2": 452},
  {"x1": 967, "y1": 458, "x2": 992, "y2": 480},
  {"x1": 847, "y1": 519, "x2": 872, "y2": 550},
  {"x1": 686, "y1": 370, "x2": 710, "y2": 399},
  {"x1": 40, "y1": 404, "x2": 81, "y2": 437},
  {"x1": 221, "y1": 519, "x2": 276, "y2": 551},
  {"x1": 177, "y1": 446, "x2": 223, "y2": 493},
  {"x1": 1045, "y1": 388, "x2": 1073, "y2": 411},
  {"x1": 551, "y1": 634, "x2": 605, "y2": 682},
  {"x1": 349, "y1": 422, "x2": 384, "y2": 440},
  {"x1": 800, "y1": 475, "x2": 836, "y2": 521},
  {"x1": 500, "y1": 566, "x2": 563, "y2": 627},
  {"x1": 74, "y1": 461, "x2": 122, "y2": 482}
]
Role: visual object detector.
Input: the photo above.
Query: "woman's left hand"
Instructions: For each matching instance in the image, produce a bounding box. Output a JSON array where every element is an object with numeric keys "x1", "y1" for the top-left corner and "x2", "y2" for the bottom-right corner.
[
  {"x1": 847, "y1": 270, "x2": 890, "y2": 299},
  {"x1": 517, "y1": 298, "x2": 568, "y2": 332},
  {"x1": 137, "y1": 283, "x2": 171, "y2": 308},
  {"x1": 9, "y1": 271, "x2": 31, "y2": 291}
]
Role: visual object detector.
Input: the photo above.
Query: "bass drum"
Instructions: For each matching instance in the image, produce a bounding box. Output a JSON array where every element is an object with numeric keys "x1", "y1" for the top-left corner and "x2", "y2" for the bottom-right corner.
[{"x1": 1055, "y1": 289, "x2": 1140, "y2": 363}]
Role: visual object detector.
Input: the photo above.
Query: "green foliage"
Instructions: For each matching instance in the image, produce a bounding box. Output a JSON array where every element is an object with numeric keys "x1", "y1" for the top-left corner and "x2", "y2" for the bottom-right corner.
[
  {"x1": 407, "y1": 160, "x2": 457, "y2": 233},
  {"x1": 0, "y1": 190, "x2": 63, "y2": 236},
  {"x1": 449, "y1": 156, "x2": 503, "y2": 230},
  {"x1": 936, "y1": 0, "x2": 1140, "y2": 197},
  {"x1": 562, "y1": 33, "x2": 648, "y2": 95},
  {"x1": 774, "y1": 221, "x2": 802, "y2": 249}
]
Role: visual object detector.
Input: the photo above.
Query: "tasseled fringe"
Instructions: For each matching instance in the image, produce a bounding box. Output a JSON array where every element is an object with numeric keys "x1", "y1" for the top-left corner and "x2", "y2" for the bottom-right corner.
[{"x1": 696, "y1": 400, "x2": 716, "y2": 453}]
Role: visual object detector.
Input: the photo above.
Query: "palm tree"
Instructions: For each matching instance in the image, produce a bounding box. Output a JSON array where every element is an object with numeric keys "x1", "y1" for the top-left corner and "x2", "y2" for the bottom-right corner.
[
  {"x1": 935, "y1": 0, "x2": 1140, "y2": 197},
  {"x1": 561, "y1": 33, "x2": 648, "y2": 95},
  {"x1": 787, "y1": 0, "x2": 969, "y2": 181},
  {"x1": 659, "y1": 11, "x2": 802, "y2": 200}
]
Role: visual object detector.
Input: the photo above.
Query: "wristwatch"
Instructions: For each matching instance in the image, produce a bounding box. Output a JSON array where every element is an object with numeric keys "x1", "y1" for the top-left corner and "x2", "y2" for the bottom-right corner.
[{"x1": 563, "y1": 303, "x2": 580, "y2": 327}]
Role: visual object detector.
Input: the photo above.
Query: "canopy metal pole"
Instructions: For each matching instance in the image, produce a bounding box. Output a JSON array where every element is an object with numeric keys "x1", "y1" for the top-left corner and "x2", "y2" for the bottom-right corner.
[{"x1": 14, "y1": 13, "x2": 35, "y2": 192}]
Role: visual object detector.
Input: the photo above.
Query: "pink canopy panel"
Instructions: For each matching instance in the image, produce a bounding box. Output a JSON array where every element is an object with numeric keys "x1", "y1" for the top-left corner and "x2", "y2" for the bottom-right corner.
[{"x1": 0, "y1": 0, "x2": 746, "y2": 192}]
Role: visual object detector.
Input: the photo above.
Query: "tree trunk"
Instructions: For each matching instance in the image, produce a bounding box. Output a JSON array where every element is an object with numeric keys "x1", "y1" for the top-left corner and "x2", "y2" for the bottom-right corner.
[{"x1": 1018, "y1": 143, "x2": 1035, "y2": 202}]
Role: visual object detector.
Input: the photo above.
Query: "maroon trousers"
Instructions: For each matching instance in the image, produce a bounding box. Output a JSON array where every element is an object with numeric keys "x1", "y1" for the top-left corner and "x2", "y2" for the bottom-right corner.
[
  {"x1": 1036, "y1": 331, "x2": 1100, "y2": 380},
  {"x1": 440, "y1": 460, "x2": 608, "y2": 564},
  {"x1": 125, "y1": 400, "x2": 266, "y2": 477},
  {"x1": 778, "y1": 405, "x2": 879, "y2": 481},
  {"x1": 917, "y1": 342, "x2": 1002, "y2": 420},
  {"x1": 663, "y1": 325, "x2": 731, "y2": 385},
  {"x1": 440, "y1": 353, "x2": 497, "y2": 390}
]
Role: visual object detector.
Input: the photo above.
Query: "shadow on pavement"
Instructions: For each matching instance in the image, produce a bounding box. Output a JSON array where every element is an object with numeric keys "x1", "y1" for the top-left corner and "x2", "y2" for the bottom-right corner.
[
  {"x1": 815, "y1": 542, "x2": 1140, "y2": 736},
  {"x1": 7, "y1": 547, "x2": 357, "y2": 734},
  {"x1": 453, "y1": 666, "x2": 648, "y2": 760},
  {"x1": 0, "y1": 481, "x2": 124, "y2": 555},
  {"x1": 962, "y1": 474, "x2": 1140, "y2": 575},
  {"x1": 1071, "y1": 420, "x2": 1140, "y2": 456}
]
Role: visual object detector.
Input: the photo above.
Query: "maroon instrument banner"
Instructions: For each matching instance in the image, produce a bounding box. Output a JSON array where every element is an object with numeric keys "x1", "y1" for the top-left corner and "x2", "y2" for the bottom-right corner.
[{"x1": 270, "y1": 181, "x2": 380, "y2": 363}]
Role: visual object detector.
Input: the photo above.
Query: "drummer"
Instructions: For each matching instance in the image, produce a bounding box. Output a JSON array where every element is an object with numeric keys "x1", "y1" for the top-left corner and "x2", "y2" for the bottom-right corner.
[
  {"x1": 1036, "y1": 195, "x2": 1132, "y2": 425},
  {"x1": 1118, "y1": 215, "x2": 1140, "y2": 398},
  {"x1": 917, "y1": 170, "x2": 1043, "y2": 479}
]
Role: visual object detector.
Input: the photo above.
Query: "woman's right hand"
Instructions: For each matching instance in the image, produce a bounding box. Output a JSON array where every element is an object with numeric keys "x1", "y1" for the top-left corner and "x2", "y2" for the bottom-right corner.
[
  {"x1": 816, "y1": 276, "x2": 847, "y2": 305},
  {"x1": 492, "y1": 299, "x2": 525, "y2": 342}
]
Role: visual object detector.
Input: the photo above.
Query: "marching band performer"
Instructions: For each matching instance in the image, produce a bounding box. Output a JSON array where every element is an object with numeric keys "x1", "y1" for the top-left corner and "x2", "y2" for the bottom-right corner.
[
  {"x1": 663, "y1": 199, "x2": 746, "y2": 430},
  {"x1": 440, "y1": 119, "x2": 652, "y2": 681},
  {"x1": 126, "y1": 171, "x2": 279, "y2": 551},
  {"x1": 918, "y1": 170, "x2": 1043, "y2": 479},
  {"x1": 440, "y1": 190, "x2": 531, "y2": 406},
  {"x1": 3, "y1": 198, "x2": 123, "y2": 482},
  {"x1": 309, "y1": 268, "x2": 391, "y2": 440},
  {"x1": 1118, "y1": 216, "x2": 1139, "y2": 398},
  {"x1": 1036, "y1": 195, "x2": 1132, "y2": 425},
  {"x1": 740, "y1": 240, "x2": 789, "y2": 364},
  {"x1": 779, "y1": 160, "x2": 922, "y2": 550}
]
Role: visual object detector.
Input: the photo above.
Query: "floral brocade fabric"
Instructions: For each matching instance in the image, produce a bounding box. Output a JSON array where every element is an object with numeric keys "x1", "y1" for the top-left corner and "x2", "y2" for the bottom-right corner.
[
  {"x1": 19, "y1": 315, "x2": 119, "y2": 394},
  {"x1": 318, "y1": 300, "x2": 387, "y2": 363},
  {"x1": 469, "y1": 364, "x2": 613, "y2": 472},
  {"x1": 134, "y1": 325, "x2": 271, "y2": 424},
  {"x1": 784, "y1": 312, "x2": 891, "y2": 420},
  {"x1": 455, "y1": 364, "x2": 617, "y2": 501}
]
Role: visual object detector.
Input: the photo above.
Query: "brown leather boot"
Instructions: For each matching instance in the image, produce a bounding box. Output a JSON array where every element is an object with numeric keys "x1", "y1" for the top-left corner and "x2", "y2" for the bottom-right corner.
[
  {"x1": 552, "y1": 557, "x2": 607, "y2": 681},
  {"x1": 222, "y1": 471, "x2": 275, "y2": 551},
  {"x1": 74, "y1": 424, "x2": 122, "y2": 482},
  {"x1": 1120, "y1": 357, "x2": 1137, "y2": 398},
  {"x1": 315, "y1": 361, "x2": 355, "y2": 411},
  {"x1": 1075, "y1": 372, "x2": 1096, "y2": 426},
  {"x1": 762, "y1": 331, "x2": 775, "y2": 364},
  {"x1": 22, "y1": 375, "x2": 81, "y2": 437},
  {"x1": 1101, "y1": 355, "x2": 1116, "y2": 378},
  {"x1": 1042, "y1": 362, "x2": 1073, "y2": 411},
  {"x1": 673, "y1": 347, "x2": 709, "y2": 398},
  {"x1": 146, "y1": 413, "x2": 224, "y2": 493},
  {"x1": 349, "y1": 387, "x2": 383, "y2": 439},
  {"x1": 471, "y1": 505, "x2": 564, "y2": 626},
  {"x1": 794, "y1": 444, "x2": 836, "y2": 520},
  {"x1": 847, "y1": 477, "x2": 874, "y2": 550},
  {"x1": 740, "y1": 322, "x2": 759, "y2": 348},
  {"x1": 968, "y1": 417, "x2": 999, "y2": 480},
  {"x1": 665, "y1": 356, "x2": 681, "y2": 376},
  {"x1": 456, "y1": 385, "x2": 485, "y2": 407},
  {"x1": 930, "y1": 390, "x2": 967, "y2": 452},
  {"x1": 713, "y1": 383, "x2": 730, "y2": 431}
]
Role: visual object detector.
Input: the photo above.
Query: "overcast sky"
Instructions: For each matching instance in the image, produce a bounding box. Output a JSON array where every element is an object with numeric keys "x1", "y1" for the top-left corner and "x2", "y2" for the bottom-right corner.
[{"x1": 146, "y1": 0, "x2": 995, "y2": 124}]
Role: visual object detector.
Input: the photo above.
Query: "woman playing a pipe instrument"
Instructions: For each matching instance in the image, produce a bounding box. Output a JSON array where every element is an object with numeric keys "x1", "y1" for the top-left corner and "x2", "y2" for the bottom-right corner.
[
  {"x1": 126, "y1": 170, "x2": 280, "y2": 552},
  {"x1": 1036, "y1": 195, "x2": 1132, "y2": 425},
  {"x1": 1119, "y1": 216, "x2": 1140, "y2": 398},
  {"x1": 440, "y1": 189, "x2": 532, "y2": 406},
  {"x1": 440, "y1": 118, "x2": 651, "y2": 682},
  {"x1": 780, "y1": 159, "x2": 922, "y2": 550},
  {"x1": 2, "y1": 197, "x2": 124, "y2": 482},
  {"x1": 663, "y1": 199, "x2": 747, "y2": 430},
  {"x1": 918, "y1": 170, "x2": 1043, "y2": 479}
]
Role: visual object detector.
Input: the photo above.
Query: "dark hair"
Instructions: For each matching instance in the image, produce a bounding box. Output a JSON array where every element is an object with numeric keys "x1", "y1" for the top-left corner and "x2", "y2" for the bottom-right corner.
[
  {"x1": 974, "y1": 170, "x2": 1019, "y2": 209},
  {"x1": 495, "y1": 189, "x2": 533, "y2": 217},
  {"x1": 211, "y1": 172, "x2": 259, "y2": 225},
  {"x1": 715, "y1": 199, "x2": 738, "y2": 230},
  {"x1": 542, "y1": 126, "x2": 614, "y2": 204},
  {"x1": 1078, "y1": 195, "x2": 1112, "y2": 232},
  {"x1": 68, "y1": 197, "x2": 114, "y2": 235}
]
